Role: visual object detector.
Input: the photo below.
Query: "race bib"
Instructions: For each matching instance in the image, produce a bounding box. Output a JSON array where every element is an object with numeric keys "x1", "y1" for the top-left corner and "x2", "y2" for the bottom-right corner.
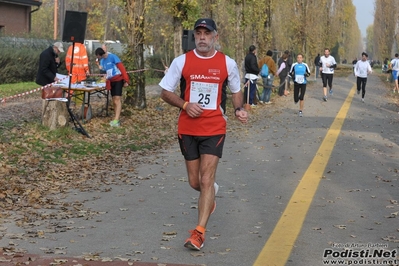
[
  {"x1": 295, "y1": 75, "x2": 305, "y2": 84},
  {"x1": 190, "y1": 81, "x2": 218, "y2": 110},
  {"x1": 106, "y1": 69, "x2": 114, "y2": 79}
]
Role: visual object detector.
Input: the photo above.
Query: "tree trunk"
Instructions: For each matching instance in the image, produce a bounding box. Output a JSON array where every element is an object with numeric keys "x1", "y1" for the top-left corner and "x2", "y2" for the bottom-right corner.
[
  {"x1": 41, "y1": 100, "x2": 69, "y2": 130},
  {"x1": 123, "y1": 0, "x2": 147, "y2": 109},
  {"x1": 173, "y1": 17, "x2": 183, "y2": 57}
]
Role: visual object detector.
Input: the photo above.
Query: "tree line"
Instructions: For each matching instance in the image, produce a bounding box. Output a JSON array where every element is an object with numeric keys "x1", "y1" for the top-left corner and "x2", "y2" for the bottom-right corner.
[{"x1": 27, "y1": 0, "x2": 397, "y2": 108}]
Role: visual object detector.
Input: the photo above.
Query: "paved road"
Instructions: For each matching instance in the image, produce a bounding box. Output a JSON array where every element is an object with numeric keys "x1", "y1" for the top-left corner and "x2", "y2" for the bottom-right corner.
[{"x1": 1, "y1": 74, "x2": 398, "y2": 266}]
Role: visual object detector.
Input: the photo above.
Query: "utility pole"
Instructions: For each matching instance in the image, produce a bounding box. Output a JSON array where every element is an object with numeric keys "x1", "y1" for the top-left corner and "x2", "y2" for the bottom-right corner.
[
  {"x1": 59, "y1": 0, "x2": 65, "y2": 39},
  {"x1": 104, "y1": 0, "x2": 109, "y2": 41},
  {"x1": 54, "y1": 0, "x2": 58, "y2": 40}
]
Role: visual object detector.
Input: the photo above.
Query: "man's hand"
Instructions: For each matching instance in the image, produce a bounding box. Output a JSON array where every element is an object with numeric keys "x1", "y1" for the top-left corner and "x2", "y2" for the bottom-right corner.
[
  {"x1": 235, "y1": 108, "x2": 248, "y2": 124},
  {"x1": 185, "y1": 103, "x2": 204, "y2": 118}
]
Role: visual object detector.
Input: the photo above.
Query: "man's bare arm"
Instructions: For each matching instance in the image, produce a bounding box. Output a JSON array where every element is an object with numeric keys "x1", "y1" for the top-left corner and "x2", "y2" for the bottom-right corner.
[
  {"x1": 160, "y1": 89, "x2": 185, "y2": 109},
  {"x1": 231, "y1": 90, "x2": 244, "y2": 110},
  {"x1": 231, "y1": 91, "x2": 248, "y2": 124}
]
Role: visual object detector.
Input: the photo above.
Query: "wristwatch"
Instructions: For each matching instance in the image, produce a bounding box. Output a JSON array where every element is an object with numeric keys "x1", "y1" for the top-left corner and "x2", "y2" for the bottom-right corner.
[{"x1": 235, "y1": 107, "x2": 244, "y2": 116}]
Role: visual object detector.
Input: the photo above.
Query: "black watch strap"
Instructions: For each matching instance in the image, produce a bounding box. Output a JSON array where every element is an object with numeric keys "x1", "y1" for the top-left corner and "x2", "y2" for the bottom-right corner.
[{"x1": 235, "y1": 107, "x2": 243, "y2": 116}]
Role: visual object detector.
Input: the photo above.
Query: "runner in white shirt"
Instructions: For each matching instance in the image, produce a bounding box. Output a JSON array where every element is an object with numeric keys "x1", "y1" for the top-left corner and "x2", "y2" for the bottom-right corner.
[
  {"x1": 389, "y1": 53, "x2": 399, "y2": 93},
  {"x1": 354, "y1": 52, "x2": 372, "y2": 102},
  {"x1": 319, "y1": 48, "x2": 337, "y2": 101}
]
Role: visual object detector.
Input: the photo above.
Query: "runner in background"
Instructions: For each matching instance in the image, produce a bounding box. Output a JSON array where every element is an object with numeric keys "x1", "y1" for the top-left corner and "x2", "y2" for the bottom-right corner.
[
  {"x1": 319, "y1": 48, "x2": 337, "y2": 101},
  {"x1": 289, "y1": 53, "x2": 310, "y2": 117},
  {"x1": 354, "y1": 52, "x2": 372, "y2": 102}
]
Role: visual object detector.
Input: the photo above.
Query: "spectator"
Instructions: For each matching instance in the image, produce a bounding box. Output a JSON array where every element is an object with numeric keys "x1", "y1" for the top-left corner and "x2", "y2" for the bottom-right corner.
[
  {"x1": 389, "y1": 53, "x2": 399, "y2": 93},
  {"x1": 276, "y1": 53, "x2": 289, "y2": 96},
  {"x1": 244, "y1": 45, "x2": 260, "y2": 106},
  {"x1": 36, "y1": 42, "x2": 64, "y2": 86},
  {"x1": 314, "y1": 53, "x2": 320, "y2": 80},
  {"x1": 258, "y1": 49, "x2": 277, "y2": 104}
]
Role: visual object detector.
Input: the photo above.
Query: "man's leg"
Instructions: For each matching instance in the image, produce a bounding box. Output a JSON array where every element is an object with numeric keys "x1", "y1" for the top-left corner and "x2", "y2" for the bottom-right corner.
[
  {"x1": 265, "y1": 87, "x2": 271, "y2": 103},
  {"x1": 249, "y1": 81, "x2": 256, "y2": 104},
  {"x1": 299, "y1": 85, "x2": 306, "y2": 116},
  {"x1": 328, "y1": 74, "x2": 334, "y2": 94},
  {"x1": 356, "y1": 77, "x2": 361, "y2": 94},
  {"x1": 113, "y1": 95, "x2": 122, "y2": 121},
  {"x1": 184, "y1": 154, "x2": 219, "y2": 250},
  {"x1": 321, "y1": 73, "x2": 328, "y2": 100},
  {"x1": 186, "y1": 154, "x2": 219, "y2": 227},
  {"x1": 109, "y1": 80, "x2": 123, "y2": 126},
  {"x1": 362, "y1": 78, "x2": 367, "y2": 99}
]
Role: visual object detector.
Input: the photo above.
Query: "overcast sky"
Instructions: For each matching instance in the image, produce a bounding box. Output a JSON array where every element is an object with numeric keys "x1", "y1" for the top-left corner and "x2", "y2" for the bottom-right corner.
[{"x1": 352, "y1": 0, "x2": 375, "y2": 37}]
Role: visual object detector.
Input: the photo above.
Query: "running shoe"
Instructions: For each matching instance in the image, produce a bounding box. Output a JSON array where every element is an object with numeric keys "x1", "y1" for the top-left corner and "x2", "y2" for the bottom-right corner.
[
  {"x1": 357, "y1": 90, "x2": 360, "y2": 95},
  {"x1": 184, "y1": 229, "x2": 205, "y2": 251},
  {"x1": 299, "y1": 111, "x2": 303, "y2": 117},
  {"x1": 214, "y1": 182, "x2": 219, "y2": 195},
  {"x1": 329, "y1": 89, "x2": 333, "y2": 95},
  {"x1": 109, "y1": 120, "x2": 120, "y2": 127},
  {"x1": 361, "y1": 98, "x2": 364, "y2": 103},
  {"x1": 323, "y1": 96, "x2": 327, "y2": 102},
  {"x1": 211, "y1": 182, "x2": 219, "y2": 214}
]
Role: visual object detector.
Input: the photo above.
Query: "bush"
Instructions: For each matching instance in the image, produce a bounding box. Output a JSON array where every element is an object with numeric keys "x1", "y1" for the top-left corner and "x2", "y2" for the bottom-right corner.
[{"x1": 0, "y1": 47, "x2": 68, "y2": 84}]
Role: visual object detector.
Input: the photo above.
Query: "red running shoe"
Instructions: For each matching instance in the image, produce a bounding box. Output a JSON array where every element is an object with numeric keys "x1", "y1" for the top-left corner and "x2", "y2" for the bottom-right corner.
[{"x1": 184, "y1": 229, "x2": 205, "y2": 251}]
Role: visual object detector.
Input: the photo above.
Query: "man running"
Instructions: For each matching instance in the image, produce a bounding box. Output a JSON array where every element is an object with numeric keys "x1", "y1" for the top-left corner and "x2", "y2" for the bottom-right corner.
[
  {"x1": 159, "y1": 18, "x2": 248, "y2": 251},
  {"x1": 354, "y1": 52, "x2": 372, "y2": 102},
  {"x1": 319, "y1": 48, "x2": 337, "y2": 101}
]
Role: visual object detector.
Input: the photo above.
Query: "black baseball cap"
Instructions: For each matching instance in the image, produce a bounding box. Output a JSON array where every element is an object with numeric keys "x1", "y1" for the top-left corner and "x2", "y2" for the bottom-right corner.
[{"x1": 194, "y1": 18, "x2": 217, "y2": 31}]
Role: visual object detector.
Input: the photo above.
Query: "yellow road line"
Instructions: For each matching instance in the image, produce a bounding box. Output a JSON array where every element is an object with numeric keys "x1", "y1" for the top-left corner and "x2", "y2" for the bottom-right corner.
[{"x1": 253, "y1": 84, "x2": 356, "y2": 266}]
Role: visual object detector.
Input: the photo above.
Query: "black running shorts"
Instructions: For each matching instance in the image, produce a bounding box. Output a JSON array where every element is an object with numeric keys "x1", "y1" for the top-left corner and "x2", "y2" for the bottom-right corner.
[
  {"x1": 110, "y1": 80, "x2": 124, "y2": 97},
  {"x1": 178, "y1": 134, "x2": 225, "y2": 161}
]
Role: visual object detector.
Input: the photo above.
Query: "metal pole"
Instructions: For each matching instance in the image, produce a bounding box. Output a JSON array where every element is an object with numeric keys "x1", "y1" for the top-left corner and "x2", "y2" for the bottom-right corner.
[{"x1": 54, "y1": 0, "x2": 58, "y2": 40}]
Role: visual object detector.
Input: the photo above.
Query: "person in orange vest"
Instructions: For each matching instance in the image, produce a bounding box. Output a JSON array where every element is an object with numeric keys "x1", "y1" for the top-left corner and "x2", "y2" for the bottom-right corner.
[{"x1": 65, "y1": 43, "x2": 90, "y2": 84}]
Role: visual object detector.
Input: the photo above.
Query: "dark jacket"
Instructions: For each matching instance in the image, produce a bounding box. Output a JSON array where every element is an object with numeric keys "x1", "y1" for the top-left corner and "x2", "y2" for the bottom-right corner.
[
  {"x1": 314, "y1": 55, "x2": 320, "y2": 66},
  {"x1": 36, "y1": 46, "x2": 60, "y2": 86},
  {"x1": 245, "y1": 52, "x2": 259, "y2": 75}
]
